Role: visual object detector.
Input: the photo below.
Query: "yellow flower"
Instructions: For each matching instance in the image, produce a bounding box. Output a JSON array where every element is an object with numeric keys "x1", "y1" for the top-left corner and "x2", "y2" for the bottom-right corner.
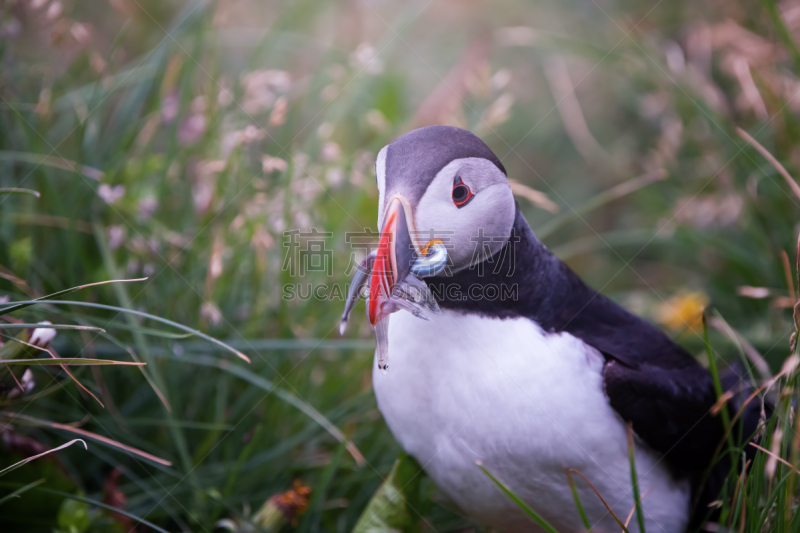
[{"x1": 657, "y1": 291, "x2": 709, "y2": 333}]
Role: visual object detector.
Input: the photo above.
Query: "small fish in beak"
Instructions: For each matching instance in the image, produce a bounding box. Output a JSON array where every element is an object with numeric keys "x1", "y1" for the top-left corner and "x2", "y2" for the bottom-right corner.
[
  {"x1": 339, "y1": 249, "x2": 376, "y2": 336},
  {"x1": 340, "y1": 198, "x2": 447, "y2": 372}
]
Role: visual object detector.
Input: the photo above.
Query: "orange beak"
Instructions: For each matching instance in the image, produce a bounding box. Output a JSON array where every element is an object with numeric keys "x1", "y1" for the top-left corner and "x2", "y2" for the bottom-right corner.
[{"x1": 368, "y1": 198, "x2": 416, "y2": 326}]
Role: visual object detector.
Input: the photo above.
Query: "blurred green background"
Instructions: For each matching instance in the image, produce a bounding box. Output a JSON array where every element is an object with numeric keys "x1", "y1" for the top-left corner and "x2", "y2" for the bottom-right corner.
[{"x1": 1, "y1": 0, "x2": 799, "y2": 531}]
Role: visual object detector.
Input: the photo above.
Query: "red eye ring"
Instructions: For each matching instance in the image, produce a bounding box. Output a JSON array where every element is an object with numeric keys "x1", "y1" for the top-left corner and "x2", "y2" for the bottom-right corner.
[{"x1": 452, "y1": 176, "x2": 474, "y2": 208}]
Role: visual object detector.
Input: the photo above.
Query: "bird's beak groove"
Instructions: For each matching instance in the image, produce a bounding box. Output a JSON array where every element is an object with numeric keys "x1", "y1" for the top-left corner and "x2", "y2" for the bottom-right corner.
[{"x1": 368, "y1": 197, "x2": 417, "y2": 326}]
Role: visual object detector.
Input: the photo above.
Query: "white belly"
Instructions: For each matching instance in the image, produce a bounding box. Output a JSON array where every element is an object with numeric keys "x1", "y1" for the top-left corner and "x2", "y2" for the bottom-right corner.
[{"x1": 373, "y1": 309, "x2": 690, "y2": 533}]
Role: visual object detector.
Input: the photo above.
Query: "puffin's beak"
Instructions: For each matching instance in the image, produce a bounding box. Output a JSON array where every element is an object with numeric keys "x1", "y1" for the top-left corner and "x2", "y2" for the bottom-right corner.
[{"x1": 368, "y1": 198, "x2": 416, "y2": 326}]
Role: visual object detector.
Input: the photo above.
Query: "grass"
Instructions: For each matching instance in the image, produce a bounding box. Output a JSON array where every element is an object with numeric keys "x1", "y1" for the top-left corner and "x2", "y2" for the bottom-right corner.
[
  {"x1": 477, "y1": 461, "x2": 561, "y2": 533},
  {"x1": 626, "y1": 424, "x2": 646, "y2": 533},
  {"x1": 565, "y1": 469, "x2": 593, "y2": 531},
  {"x1": 1, "y1": 0, "x2": 800, "y2": 531}
]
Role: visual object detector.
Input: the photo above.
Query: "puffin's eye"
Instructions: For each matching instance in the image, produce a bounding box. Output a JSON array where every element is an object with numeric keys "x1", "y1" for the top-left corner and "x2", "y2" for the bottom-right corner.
[{"x1": 452, "y1": 176, "x2": 474, "y2": 208}]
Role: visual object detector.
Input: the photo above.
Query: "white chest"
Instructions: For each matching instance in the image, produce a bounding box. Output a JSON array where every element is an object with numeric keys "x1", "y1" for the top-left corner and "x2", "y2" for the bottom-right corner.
[{"x1": 372, "y1": 310, "x2": 690, "y2": 533}]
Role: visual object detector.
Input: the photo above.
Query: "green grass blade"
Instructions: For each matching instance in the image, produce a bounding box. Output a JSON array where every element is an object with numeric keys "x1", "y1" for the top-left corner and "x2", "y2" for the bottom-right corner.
[
  {"x1": 0, "y1": 151, "x2": 104, "y2": 180},
  {"x1": 102, "y1": 323, "x2": 193, "y2": 339},
  {"x1": 536, "y1": 169, "x2": 666, "y2": 240},
  {"x1": 565, "y1": 469, "x2": 592, "y2": 531},
  {"x1": 0, "y1": 324, "x2": 105, "y2": 332},
  {"x1": 95, "y1": 418, "x2": 233, "y2": 430},
  {"x1": 626, "y1": 424, "x2": 646, "y2": 533},
  {"x1": 92, "y1": 226, "x2": 193, "y2": 473},
  {"x1": 91, "y1": 338, "x2": 375, "y2": 356},
  {"x1": 160, "y1": 352, "x2": 364, "y2": 465},
  {"x1": 64, "y1": 311, "x2": 194, "y2": 339},
  {"x1": 91, "y1": 332, "x2": 173, "y2": 412},
  {"x1": 0, "y1": 278, "x2": 146, "y2": 316},
  {"x1": 0, "y1": 358, "x2": 144, "y2": 366},
  {"x1": 477, "y1": 461, "x2": 560, "y2": 533},
  {"x1": 0, "y1": 300, "x2": 250, "y2": 363},
  {"x1": 0, "y1": 188, "x2": 40, "y2": 198},
  {"x1": 762, "y1": 0, "x2": 800, "y2": 73},
  {"x1": 551, "y1": 229, "x2": 662, "y2": 262},
  {"x1": 0, "y1": 478, "x2": 45, "y2": 506},
  {"x1": 53, "y1": 64, "x2": 159, "y2": 112},
  {"x1": 32, "y1": 487, "x2": 170, "y2": 533},
  {"x1": 702, "y1": 314, "x2": 736, "y2": 453},
  {"x1": 297, "y1": 441, "x2": 346, "y2": 533}
]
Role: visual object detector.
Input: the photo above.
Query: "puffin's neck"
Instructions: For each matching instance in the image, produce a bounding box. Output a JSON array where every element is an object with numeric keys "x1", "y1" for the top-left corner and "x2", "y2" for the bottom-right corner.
[{"x1": 427, "y1": 204, "x2": 576, "y2": 325}]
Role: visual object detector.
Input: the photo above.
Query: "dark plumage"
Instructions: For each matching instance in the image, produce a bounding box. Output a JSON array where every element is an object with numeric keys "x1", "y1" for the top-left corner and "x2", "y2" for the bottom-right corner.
[{"x1": 383, "y1": 126, "x2": 506, "y2": 205}]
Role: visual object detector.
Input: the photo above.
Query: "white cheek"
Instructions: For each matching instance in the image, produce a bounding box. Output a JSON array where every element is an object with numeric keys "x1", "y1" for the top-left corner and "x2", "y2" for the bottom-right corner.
[
  {"x1": 415, "y1": 184, "x2": 515, "y2": 270},
  {"x1": 468, "y1": 185, "x2": 516, "y2": 261},
  {"x1": 376, "y1": 146, "x2": 388, "y2": 228},
  {"x1": 414, "y1": 201, "x2": 467, "y2": 246}
]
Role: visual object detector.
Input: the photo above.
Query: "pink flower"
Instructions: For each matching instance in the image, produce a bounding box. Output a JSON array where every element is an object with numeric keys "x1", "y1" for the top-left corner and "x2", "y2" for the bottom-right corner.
[
  {"x1": 98, "y1": 184, "x2": 125, "y2": 204},
  {"x1": 178, "y1": 114, "x2": 206, "y2": 145}
]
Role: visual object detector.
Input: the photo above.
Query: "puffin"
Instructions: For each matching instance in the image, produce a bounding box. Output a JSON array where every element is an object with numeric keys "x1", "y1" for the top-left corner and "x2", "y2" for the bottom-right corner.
[{"x1": 340, "y1": 125, "x2": 763, "y2": 533}]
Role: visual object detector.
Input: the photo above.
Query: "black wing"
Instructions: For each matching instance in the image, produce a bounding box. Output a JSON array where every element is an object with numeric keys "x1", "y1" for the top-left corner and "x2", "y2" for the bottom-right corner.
[{"x1": 543, "y1": 264, "x2": 724, "y2": 471}]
